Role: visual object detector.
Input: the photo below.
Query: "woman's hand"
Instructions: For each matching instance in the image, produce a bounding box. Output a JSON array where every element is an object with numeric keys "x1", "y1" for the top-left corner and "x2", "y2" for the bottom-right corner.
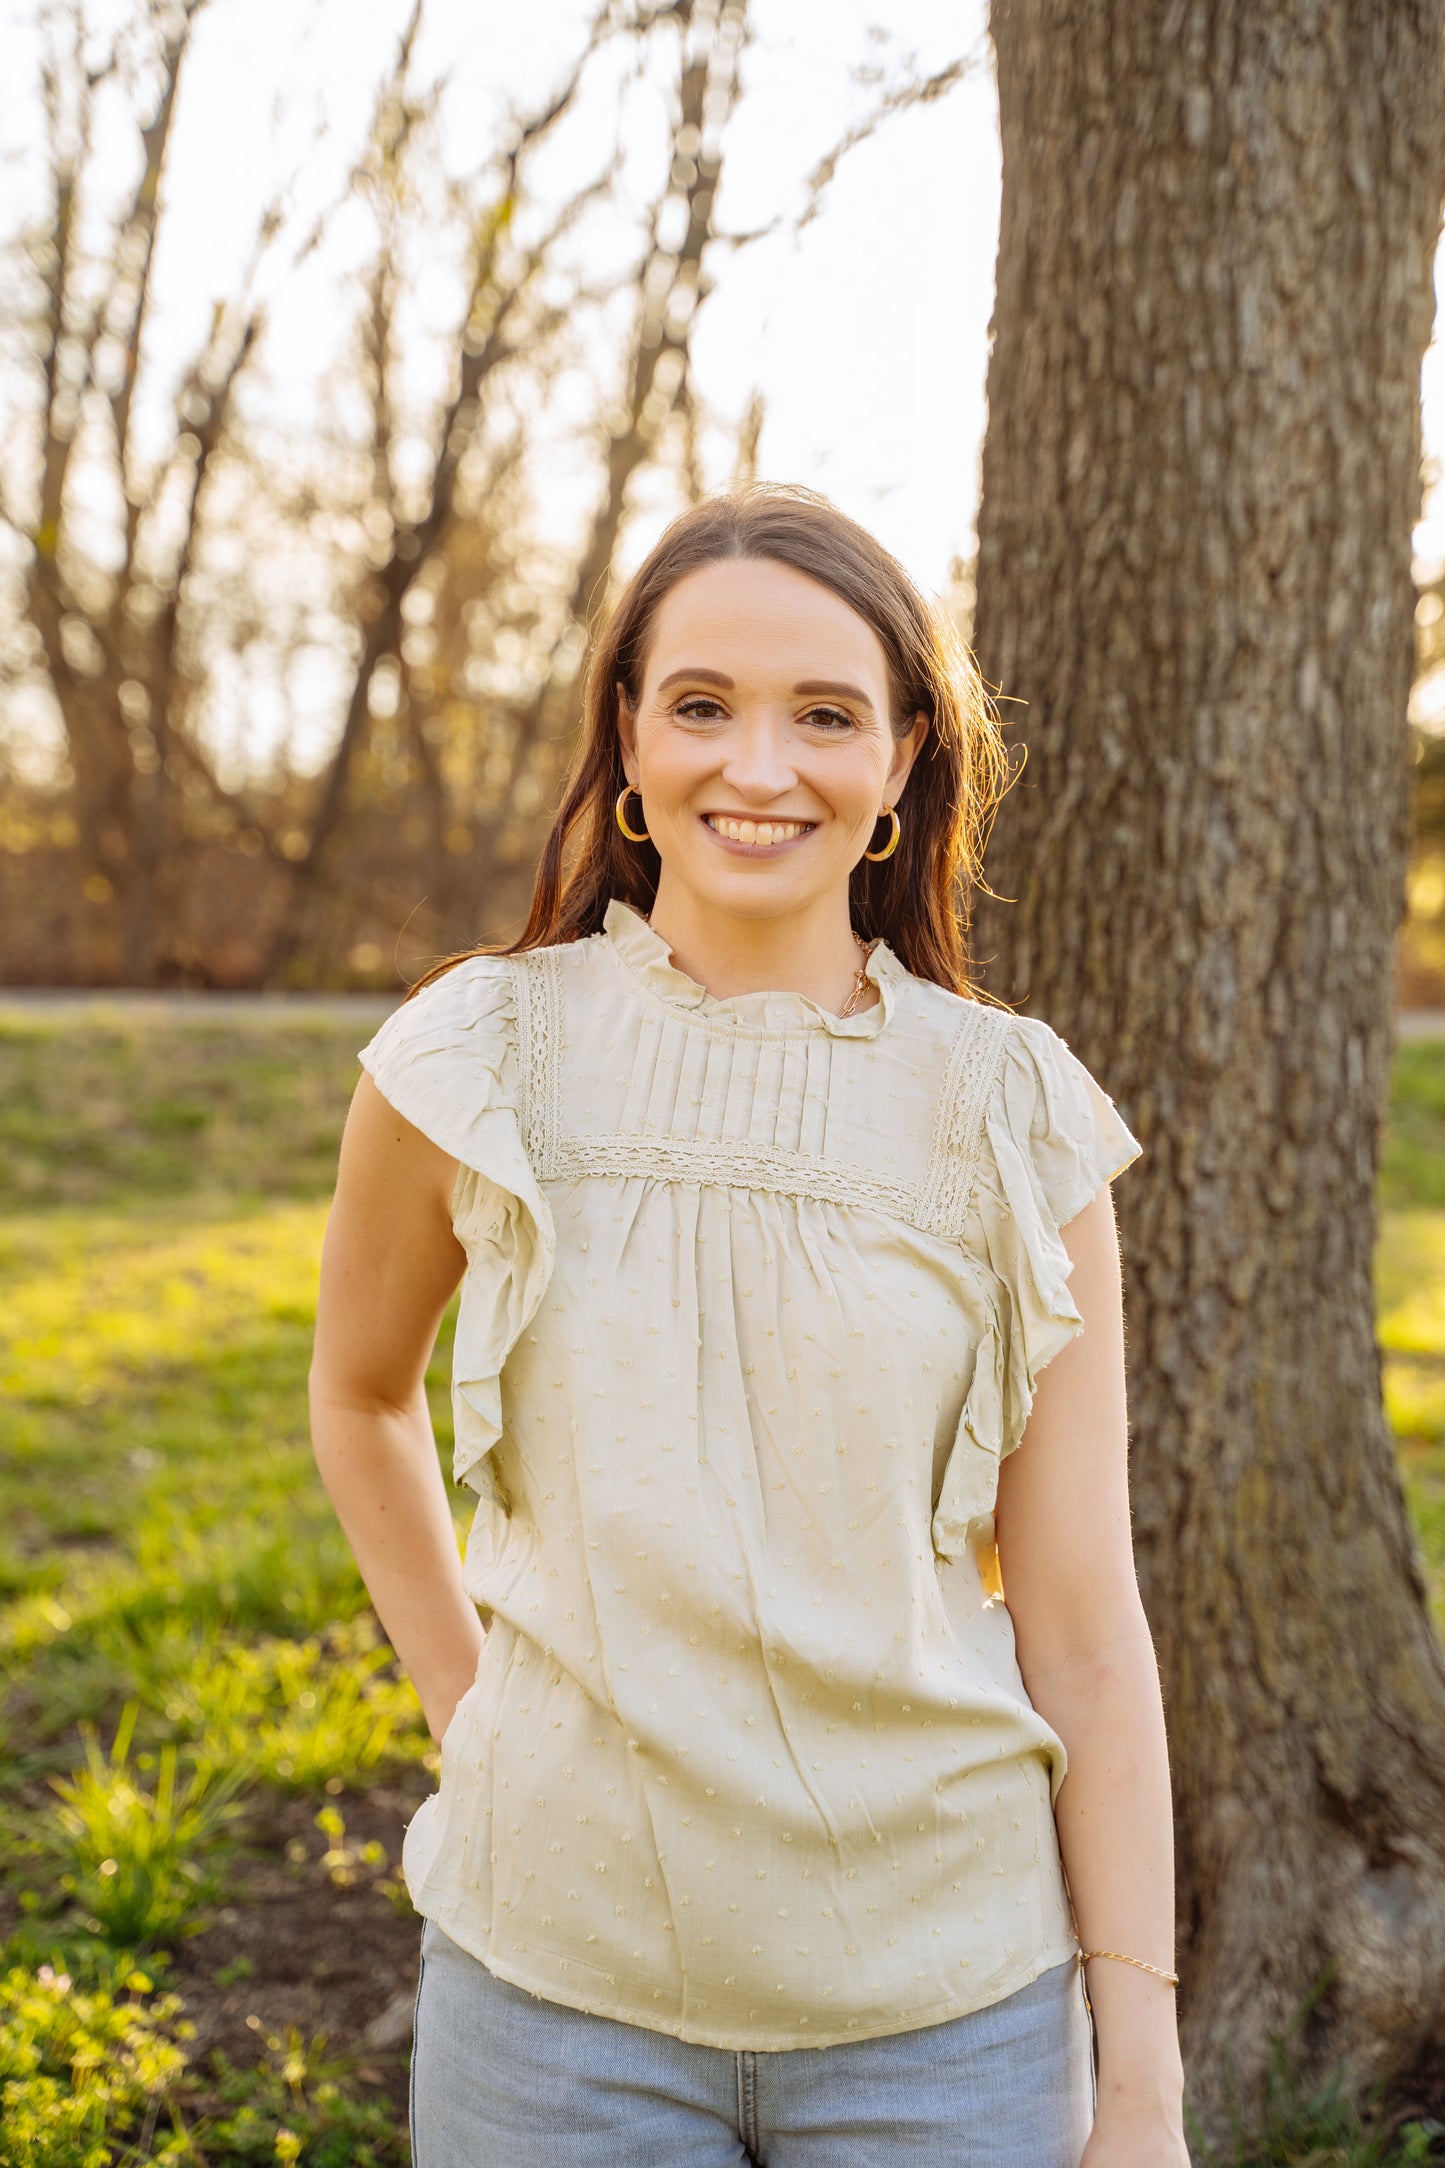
[
  {"x1": 1080, "y1": 2101, "x2": 1192, "y2": 2166},
  {"x1": 421, "y1": 1644, "x2": 486, "y2": 1748}
]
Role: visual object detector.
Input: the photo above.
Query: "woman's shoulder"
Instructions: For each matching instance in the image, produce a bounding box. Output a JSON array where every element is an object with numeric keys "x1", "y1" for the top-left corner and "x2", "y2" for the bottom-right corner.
[
  {"x1": 354, "y1": 936, "x2": 613, "y2": 1138},
  {"x1": 894, "y1": 973, "x2": 1108, "y2": 1092},
  {"x1": 976, "y1": 1003, "x2": 1144, "y2": 1233},
  {"x1": 893, "y1": 982, "x2": 1142, "y2": 1225},
  {"x1": 885, "y1": 963, "x2": 1019, "y2": 1073},
  {"x1": 396, "y1": 934, "x2": 624, "y2": 1026},
  {"x1": 356, "y1": 952, "x2": 523, "y2": 1131},
  {"x1": 409, "y1": 947, "x2": 520, "y2": 1006}
]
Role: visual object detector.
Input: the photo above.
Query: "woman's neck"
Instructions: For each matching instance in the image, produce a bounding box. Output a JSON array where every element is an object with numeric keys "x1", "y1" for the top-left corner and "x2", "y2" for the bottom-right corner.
[{"x1": 645, "y1": 881, "x2": 877, "y2": 1014}]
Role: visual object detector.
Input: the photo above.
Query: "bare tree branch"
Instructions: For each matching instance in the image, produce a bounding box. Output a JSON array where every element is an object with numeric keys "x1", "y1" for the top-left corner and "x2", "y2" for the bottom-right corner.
[
  {"x1": 796, "y1": 47, "x2": 985, "y2": 236},
  {"x1": 463, "y1": 0, "x2": 753, "y2": 897},
  {"x1": 259, "y1": 6, "x2": 618, "y2": 980},
  {"x1": 105, "y1": 5, "x2": 212, "y2": 537},
  {"x1": 33, "y1": 5, "x2": 102, "y2": 571}
]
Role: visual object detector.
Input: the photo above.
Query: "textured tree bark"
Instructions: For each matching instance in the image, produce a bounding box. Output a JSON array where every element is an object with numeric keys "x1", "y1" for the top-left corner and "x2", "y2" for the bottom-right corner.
[{"x1": 973, "y1": 0, "x2": 1445, "y2": 2148}]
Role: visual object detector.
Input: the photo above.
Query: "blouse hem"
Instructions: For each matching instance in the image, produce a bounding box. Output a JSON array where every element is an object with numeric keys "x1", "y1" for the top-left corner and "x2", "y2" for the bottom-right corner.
[{"x1": 412, "y1": 1903, "x2": 1085, "y2": 2052}]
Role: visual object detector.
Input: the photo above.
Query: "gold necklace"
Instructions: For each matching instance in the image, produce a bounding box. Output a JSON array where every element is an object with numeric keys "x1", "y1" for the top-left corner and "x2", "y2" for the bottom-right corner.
[{"x1": 838, "y1": 934, "x2": 873, "y2": 1018}]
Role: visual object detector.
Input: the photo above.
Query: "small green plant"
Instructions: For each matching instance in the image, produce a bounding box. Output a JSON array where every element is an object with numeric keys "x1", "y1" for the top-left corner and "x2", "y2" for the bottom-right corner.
[
  {"x1": 282, "y1": 1804, "x2": 411, "y2": 1913},
  {"x1": 41, "y1": 1701, "x2": 249, "y2": 1946},
  {"x1": 0, "y1": 1952, "x2": 193, "y2": 2168},
  {"x1": 171, "y1": 1623, "x2": 424, "y2": 1795},
  {"x1": 313, "y1": 1804, "x2": 388, "y2": 1890},
  {"x1": 193, "y1": 2032, "x2": 406, "y2": 2166}
]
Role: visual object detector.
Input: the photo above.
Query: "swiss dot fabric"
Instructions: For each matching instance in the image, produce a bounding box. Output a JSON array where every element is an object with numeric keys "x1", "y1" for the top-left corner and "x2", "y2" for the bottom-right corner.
[{"x1": 356, "y1": 897, "x2": 1142, "y2": 2050}]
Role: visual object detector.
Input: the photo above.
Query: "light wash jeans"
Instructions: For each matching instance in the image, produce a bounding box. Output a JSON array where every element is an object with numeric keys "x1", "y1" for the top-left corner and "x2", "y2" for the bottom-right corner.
[{"x1": 409, "y1": 1916, "x2": 1098, "y2": 2167}]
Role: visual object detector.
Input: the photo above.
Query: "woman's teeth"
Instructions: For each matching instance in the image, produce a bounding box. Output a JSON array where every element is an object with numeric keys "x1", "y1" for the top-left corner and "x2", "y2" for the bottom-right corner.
[{"x1": 704, "y1": 815, "x2": 812, "y2": 846}]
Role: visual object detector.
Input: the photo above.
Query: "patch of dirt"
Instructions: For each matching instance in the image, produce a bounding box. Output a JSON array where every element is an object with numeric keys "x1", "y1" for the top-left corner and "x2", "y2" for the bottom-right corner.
[{"x1": 167, "y1": 1772, "x2": 435, "y2": 2126}]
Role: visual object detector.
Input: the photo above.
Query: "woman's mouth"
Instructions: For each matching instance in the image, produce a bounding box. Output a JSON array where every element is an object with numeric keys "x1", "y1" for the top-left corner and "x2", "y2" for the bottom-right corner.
[{"x1": 702, "y1": 813, "x2": 816, "y2": 849}]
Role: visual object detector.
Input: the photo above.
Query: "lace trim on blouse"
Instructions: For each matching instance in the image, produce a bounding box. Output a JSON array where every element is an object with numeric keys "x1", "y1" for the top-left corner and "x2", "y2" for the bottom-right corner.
[{"x1": 508, "y1": 943, "x2": 1013, "y2": 1240}]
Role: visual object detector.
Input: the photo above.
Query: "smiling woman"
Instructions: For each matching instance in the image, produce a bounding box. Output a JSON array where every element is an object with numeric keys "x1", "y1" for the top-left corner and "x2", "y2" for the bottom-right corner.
[
  {"x1": 612, "y1": 555, "x2": 931, "y2": 1014},
  {"x1": 309, "y1": 482, "x2": 1182, "y2": 2167},
  {"x1": 455, "y1": 480, "x2": 1011, "y2": 1007}
]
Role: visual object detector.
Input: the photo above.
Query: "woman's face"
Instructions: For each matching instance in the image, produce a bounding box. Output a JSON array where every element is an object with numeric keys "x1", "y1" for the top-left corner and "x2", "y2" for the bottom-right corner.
[{"x1": 616, "y1": 557, "x2": 928, "y2": 926}]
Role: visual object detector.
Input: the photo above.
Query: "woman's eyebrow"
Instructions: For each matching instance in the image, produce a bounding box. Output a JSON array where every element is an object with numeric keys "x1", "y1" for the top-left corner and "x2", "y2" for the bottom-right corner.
[
  {"x1": 657, "y1": 667, "x2": 734, "y2": 692},
  {"x1": 793, "y1": 679, "x2": 875, "y2": 713}
]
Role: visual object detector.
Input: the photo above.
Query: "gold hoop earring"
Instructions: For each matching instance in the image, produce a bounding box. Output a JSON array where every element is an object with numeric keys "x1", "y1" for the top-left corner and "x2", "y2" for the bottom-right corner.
[
  {"x1": 864, "y1": 806, "x2": 901, "y2": 862},
  {"x1": 615, "y1": 785, "x2": 650, "y2": 843}
]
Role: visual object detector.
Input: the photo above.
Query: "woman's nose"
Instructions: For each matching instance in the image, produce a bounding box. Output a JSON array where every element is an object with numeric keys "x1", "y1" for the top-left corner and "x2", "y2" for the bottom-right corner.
[{"x1": 719, "y1": 714, "x2": 800, "y2": 799}]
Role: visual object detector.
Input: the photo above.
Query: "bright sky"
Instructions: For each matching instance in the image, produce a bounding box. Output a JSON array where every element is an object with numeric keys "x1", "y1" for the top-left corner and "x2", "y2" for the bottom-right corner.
[{"x1": 3, "y1": 0, "x2": 1443, "y2": 760}]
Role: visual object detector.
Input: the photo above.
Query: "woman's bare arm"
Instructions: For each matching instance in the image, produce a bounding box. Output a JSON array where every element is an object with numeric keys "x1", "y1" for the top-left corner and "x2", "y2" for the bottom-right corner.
[
  {"x1": 994, "y1": 1186, "x2": 1188, "y2": 2155},
  {"x1": 309, "y1": 1069, "x2": 483, "y2": 1743}
]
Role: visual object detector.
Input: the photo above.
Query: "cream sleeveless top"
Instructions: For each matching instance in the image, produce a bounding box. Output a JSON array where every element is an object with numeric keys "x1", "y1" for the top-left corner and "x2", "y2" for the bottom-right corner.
[{"x1": 356, "y1": 897, "x2": 1143, "y2": 2050}]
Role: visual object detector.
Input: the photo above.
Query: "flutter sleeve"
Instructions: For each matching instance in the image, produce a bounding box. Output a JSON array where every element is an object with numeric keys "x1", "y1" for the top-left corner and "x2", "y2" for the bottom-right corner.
[
  {"x1": 931, "y1": 1011, "x2": 1143, "y2": 1564},
  {"x1": 357, "y1": 956, "x2": 556, "y2": 1494}
]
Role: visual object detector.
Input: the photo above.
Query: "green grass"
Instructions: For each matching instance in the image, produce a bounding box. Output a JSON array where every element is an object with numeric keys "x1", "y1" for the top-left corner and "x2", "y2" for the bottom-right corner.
[
  {"x1": 0, "y1": 1012, "x2": 447, "y2": 2162},
  {"x1": 0, "y1": 1007, "x2": 1442, "y2": 2164},
  {"x1": 37, "y1": 1701, "x2": 250, "y2": 1946},
  {"x1": 1379, "y1": 1042, "x2": 1445, "y2": 1216},
  {"x1": 1379, "y1": 1042, "x2": 1445, "y2": 1650},
  {"x1": 0, "y1": 1017, "x2": 369, "y2": 1214}
]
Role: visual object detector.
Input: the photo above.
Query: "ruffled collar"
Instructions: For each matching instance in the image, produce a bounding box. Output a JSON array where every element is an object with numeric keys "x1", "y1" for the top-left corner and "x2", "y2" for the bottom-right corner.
[{"x1": 601, "y1": 896, "x2": 903, "y2": 1039}]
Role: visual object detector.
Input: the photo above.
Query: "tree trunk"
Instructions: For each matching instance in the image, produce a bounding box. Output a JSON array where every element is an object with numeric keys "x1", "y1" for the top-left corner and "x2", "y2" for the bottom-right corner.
[{"x1": 973, "y1": 0, "x2": 1445, "y2": 2148}]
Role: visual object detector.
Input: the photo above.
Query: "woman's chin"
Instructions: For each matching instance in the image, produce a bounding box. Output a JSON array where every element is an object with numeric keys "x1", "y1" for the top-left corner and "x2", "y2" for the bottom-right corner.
[{"x1": 660, "y1": 861, "x2": 842, "y2": 924}]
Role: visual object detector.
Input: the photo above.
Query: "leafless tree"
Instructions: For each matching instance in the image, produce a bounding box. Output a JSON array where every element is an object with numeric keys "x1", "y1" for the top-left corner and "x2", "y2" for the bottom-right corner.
[
  {"x1": 2, "y1": 0, "x2": 269, "y2": 980},
  {"x1": 0, "y1": 0, "x2": 977, "y2": 987}
]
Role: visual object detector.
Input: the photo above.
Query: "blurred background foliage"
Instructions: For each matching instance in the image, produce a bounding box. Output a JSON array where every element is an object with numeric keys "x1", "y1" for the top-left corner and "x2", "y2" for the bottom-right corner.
[
  {"x1": 1405, "y1": 527, "x2": 1445, "y2": 1006},
  {"x1": 0, "y1": 0, "x2": 976, "y2": 989}
]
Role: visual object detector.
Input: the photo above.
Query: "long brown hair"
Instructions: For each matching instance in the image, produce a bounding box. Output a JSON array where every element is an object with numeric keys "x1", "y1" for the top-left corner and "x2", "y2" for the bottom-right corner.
[{"x1": 410, "y1": 481, "x2": 1012, "y2": 999}]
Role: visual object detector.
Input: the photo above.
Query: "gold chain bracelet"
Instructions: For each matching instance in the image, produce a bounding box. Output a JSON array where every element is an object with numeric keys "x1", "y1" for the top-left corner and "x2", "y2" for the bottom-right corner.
[{"x1": 1078, "y1": 1948, "x2": 1179, "y2": 1986}]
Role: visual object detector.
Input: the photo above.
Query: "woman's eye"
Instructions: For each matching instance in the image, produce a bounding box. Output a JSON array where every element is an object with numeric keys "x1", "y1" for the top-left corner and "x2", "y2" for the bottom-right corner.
[{"x1": 670, "y1": 696, "x2": 856, "y2": 731}]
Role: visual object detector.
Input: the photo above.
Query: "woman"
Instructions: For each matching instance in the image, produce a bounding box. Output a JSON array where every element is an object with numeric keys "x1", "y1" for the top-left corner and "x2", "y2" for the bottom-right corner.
[{"x1": 309, "y1": 483, "x2": 1189, "y2": 2167}]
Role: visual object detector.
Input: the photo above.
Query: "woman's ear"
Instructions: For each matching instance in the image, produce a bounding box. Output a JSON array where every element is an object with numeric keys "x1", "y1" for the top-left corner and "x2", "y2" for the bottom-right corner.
[
  {"x1": 888, "y1": 710, "x2": 931, "y2": 800},
  {"x1": 616, "y1": 683, "x2": 638, "y2": 784}
]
